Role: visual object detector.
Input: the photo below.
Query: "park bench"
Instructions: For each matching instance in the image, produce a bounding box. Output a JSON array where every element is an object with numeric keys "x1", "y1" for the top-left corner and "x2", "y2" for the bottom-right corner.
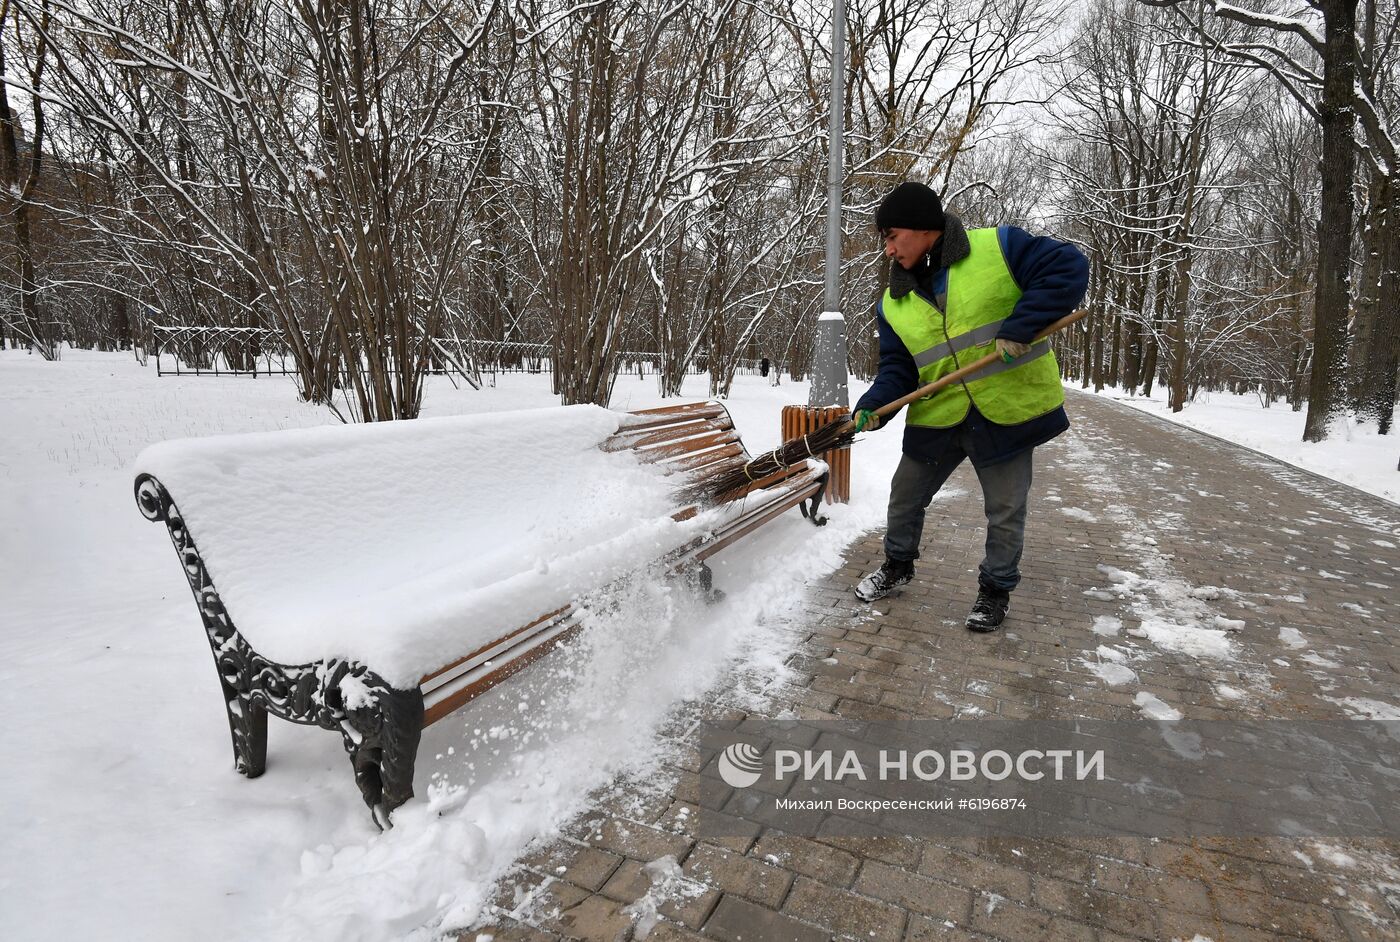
[{"x1": 134, "y1": 400, "x2": 827, "y2": 825}]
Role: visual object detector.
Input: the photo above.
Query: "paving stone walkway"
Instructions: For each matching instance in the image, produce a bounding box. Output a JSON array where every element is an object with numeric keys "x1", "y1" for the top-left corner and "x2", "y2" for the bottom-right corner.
[{"x1": 466, "y1": 390, "x2": 1400, "y2": 942}]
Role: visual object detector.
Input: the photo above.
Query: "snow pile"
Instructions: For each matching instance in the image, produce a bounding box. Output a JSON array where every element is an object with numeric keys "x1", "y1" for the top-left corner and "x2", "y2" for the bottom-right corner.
[
  {"x1": 1128, "y1": 617, "x2": 1235, "y2": 660},
  {"x1": 266, "y1": 578, "x2": 728, "y2": 939},
  {"x1": 136, "y1": 406, "x2": 715, "y2": 686},
  {"x1": 1084, "y1": 659, "x2": 1137, "y2": 686}
]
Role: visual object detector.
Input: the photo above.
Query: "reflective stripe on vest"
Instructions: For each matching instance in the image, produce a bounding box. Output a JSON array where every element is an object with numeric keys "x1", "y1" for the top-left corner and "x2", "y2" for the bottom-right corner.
[{"x1": 882, "y1": 227, "x2": 1065, "y2": 428}]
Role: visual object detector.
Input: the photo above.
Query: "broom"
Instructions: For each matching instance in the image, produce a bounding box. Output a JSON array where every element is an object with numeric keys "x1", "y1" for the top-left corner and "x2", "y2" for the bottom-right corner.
[{"x1": 681, "y1": 308, "x2": 1090, "y2": 505}]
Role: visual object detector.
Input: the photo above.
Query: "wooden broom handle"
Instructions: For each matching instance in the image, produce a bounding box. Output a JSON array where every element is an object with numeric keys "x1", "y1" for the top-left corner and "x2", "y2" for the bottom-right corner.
[{"x1": 866, "y1": 308, "x2": 1091, "y2": 421}]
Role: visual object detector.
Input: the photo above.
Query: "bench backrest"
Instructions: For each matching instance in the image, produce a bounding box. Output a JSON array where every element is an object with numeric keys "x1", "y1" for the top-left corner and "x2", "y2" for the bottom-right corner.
[{"x1": 608, "y1": 401, "x2": 822, "y2": 511}]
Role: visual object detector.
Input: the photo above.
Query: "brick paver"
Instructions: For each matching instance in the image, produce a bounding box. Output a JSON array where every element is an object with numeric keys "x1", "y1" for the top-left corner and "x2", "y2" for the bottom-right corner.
[{"x1": 463, "y1": 390, "x2": 1400, "y2": 941}]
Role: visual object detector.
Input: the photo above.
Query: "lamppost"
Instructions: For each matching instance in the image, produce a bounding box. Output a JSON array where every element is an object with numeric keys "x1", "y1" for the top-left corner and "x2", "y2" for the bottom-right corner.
[
  {"x1": 782, "y1": 0, "x2": 852, "y2": 502},
  {"x1": 809, "y1": 0, "x2": 850, "y2": 411}
]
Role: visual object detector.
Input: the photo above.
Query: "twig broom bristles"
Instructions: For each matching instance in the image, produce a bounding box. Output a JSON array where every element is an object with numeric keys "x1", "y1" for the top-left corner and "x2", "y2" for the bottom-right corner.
[{"x1": 679, "y1": 310, "x2": 1090, "y2": 506}]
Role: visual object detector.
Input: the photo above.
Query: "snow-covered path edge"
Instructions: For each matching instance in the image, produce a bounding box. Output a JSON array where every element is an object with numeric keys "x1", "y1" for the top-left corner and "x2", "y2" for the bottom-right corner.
[{"x1": 1079, "y1": 385, "x2": 1398, "y2": 506}]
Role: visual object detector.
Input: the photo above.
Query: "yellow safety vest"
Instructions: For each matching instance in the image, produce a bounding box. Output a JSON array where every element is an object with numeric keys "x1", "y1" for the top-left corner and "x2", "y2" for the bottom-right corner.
[{"x1": 881, "y1": 227, "x2": 1064, "y2": 428}]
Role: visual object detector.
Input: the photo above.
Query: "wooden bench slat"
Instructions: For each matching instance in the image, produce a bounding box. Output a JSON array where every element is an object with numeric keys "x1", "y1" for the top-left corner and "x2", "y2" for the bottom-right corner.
[
  {"x1": 723, "y1": 461, "x2": 818, "y2": 497},
  {"x1": 663, "y1": 441, "x2": 744, "y2": 475},
  {"x1": 419, "y1": 605, "x2": 570, "y2": 688},
  {"x1": 693, "y1": 474, "x2": 824, "y2": 562},
  {"x1": 601, "y1": 416, "x2": 733, "y2": 453},
  {"x1": 623, "y1": 401, "x2": 730, "y2": 420},
  {"x1": 422, "y1": 614, "x2": 582, "y2": 726},
  {"x1": 631, "y1": 428, "x2": 742, "y2": 463},
  {"x1": 608, "y1": 404, "x2": 731, "y2": 436}
]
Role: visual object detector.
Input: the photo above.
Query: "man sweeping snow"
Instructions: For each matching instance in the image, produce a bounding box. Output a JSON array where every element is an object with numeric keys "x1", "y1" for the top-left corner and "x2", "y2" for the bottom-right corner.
[{"x1": 851, "y1": 182, "x2": 1089, "y2": 631}]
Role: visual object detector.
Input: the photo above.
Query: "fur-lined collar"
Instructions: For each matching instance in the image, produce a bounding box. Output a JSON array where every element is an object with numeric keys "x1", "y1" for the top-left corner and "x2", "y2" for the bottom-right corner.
[{"x1": 887, "y1": 214, "x2": 971, "y2": 299}]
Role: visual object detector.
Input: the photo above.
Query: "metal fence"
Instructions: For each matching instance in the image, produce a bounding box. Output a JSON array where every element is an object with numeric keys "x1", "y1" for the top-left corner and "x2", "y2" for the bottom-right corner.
[
  {"x1": 152, "y1": 326, "x2": 295, "y2": 376},
  {"x1": 151, "y1": 326, "x2": 769, "y2": 379}
]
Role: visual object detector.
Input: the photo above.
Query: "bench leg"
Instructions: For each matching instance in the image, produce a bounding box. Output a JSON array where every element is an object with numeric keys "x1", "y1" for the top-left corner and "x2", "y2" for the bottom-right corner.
[
  {"x1": 377, "y1": 693, "x2": 422, "y2": 814},
  {"x1": 341, "y1": 686, "x2": 424, "y2": 828},
  {"x1": 800, "y1": 472, "x2": 830, "y2": 526},
  {"x1": 221, "y1": 683, "x2": 268, "y2": 778},
  {"x1": 698, "y1": 562, "x2": 726, "y2": 603},
  {"x1": 677, "y1": 561, "x2": 726, "y2": 603}
]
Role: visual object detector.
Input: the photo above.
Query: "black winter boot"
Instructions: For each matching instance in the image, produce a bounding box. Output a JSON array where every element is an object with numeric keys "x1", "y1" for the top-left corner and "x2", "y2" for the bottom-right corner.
[
  {"x1": 854, "y1": 558, "x2": 915, "y2": 602},
  {"x1": 965, "y1": 586, "x2": 1010, "y2": 632}
]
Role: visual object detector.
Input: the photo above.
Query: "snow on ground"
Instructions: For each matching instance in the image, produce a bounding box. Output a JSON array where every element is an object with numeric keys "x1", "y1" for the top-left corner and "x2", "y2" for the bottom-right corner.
[
  {"x1": 0, "y1": 349, "x2": 904, "y2": 941},
  {"x1": 1083, "y1": 659, "x2": 1137, "y2": 686},
  {"x1": 1086, "y1": 384, "x2": 1397, "y2": 504},
  {"x1": 1133, "y1": 691, "x2": 1183, "y2": 721},
  {"x1": 1090, "y1": 615, "x2": 1122, "y2": 637},
  {"x1": 1325, "y1": 697, "x2": 1400, "y2": 721}
]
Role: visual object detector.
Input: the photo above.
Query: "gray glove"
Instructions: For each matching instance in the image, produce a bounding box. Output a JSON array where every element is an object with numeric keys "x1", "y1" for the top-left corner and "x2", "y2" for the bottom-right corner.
[{"x1": 996, "y1": 338, "x2": 1031, "y2": 362}]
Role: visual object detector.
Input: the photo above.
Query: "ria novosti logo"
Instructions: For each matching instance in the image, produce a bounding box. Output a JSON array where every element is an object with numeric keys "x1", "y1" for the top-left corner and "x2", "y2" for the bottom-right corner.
[
  {"x1": 717, "y1": 742, "x2": 764, "y2": 788},
  {"x1": 715, "y1": 741, "x2": 1105, "y2": 789}
]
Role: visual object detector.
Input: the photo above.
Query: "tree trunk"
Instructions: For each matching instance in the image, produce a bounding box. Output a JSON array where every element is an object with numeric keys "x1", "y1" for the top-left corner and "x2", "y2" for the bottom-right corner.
[
  {"x1": 1080, "y1": 314, "x2": 1093, "y2": 388},
  {"x1": 1086, "y1": 307, "x2": 1097, "y2": 391},
  {"x1": 1167, "y1": 231, "x2": 1196, "y2": 413},
  {"x1": 1141, "y1": 318, "x2": 1158, "y2": 398},
  {"x1": 1302, "y1": 0, "x2": 1360, "y2": 442},
  {"x1": 1108, "y1": 307, "x2": 1121, "y2": 390},
  {"x1": 1356, "y1": 179, "x2": 1398, "y2": 432},
  {"x1": 1167, "y1": 270, "x2": 1190, "y2": 412},
  {"x1": 0, "y1": 5, "x2": 55, "y2": 359},
  {"x1": 1123, "y1": 270, "x2": 1147, "y2": 392}
]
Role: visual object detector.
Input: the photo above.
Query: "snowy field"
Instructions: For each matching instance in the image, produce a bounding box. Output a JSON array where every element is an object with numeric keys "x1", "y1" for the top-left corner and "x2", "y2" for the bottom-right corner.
[
  {"x1": 0, "y1": 349, "x2": 900, "y2": 941},
  {"x1": 1086, "y1": 384, "x2": 1398, "y2": 504}
]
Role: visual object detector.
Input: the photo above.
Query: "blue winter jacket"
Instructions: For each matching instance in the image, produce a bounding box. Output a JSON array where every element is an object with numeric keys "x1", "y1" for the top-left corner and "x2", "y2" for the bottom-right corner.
[{"x1": 854, "y1": 222, "x2": 1089, "y2": 467}]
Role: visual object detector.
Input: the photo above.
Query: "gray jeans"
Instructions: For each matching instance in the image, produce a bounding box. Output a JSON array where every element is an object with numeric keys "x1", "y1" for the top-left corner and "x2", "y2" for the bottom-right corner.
[{"x1": 883, "y1": 443, "x2": 1034, "y2": 593}]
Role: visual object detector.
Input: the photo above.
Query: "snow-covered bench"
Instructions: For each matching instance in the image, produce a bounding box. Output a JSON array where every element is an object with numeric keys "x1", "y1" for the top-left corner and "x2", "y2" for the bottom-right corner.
[{"x1": 134, "y1": 401, "x2": 826, "y2": 824}]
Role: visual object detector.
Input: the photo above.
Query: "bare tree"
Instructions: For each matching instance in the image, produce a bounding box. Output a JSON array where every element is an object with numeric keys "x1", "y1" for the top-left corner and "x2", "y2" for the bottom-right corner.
[
  {"x1": 25, "y1": 0, "x2": 500, "y2": 420},
  {"x1": 1046, "y1": 0, "x2": 1264, "y2": 410},
  {"x1": 1350, "y1": 0, "x2": 1399, "y2": 432},
  {"x1": 0, "y1": 0, "x2": 56, "y2": 357},
  {"x1": 1144, "y1": 0, "x2": 1379, "y2": 440}
]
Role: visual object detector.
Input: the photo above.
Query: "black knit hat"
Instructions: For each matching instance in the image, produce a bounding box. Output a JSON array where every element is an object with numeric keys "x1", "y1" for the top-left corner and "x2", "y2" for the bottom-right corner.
[{"x1": 875, "y1": 181, "x2": 945, "y2": 232}]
